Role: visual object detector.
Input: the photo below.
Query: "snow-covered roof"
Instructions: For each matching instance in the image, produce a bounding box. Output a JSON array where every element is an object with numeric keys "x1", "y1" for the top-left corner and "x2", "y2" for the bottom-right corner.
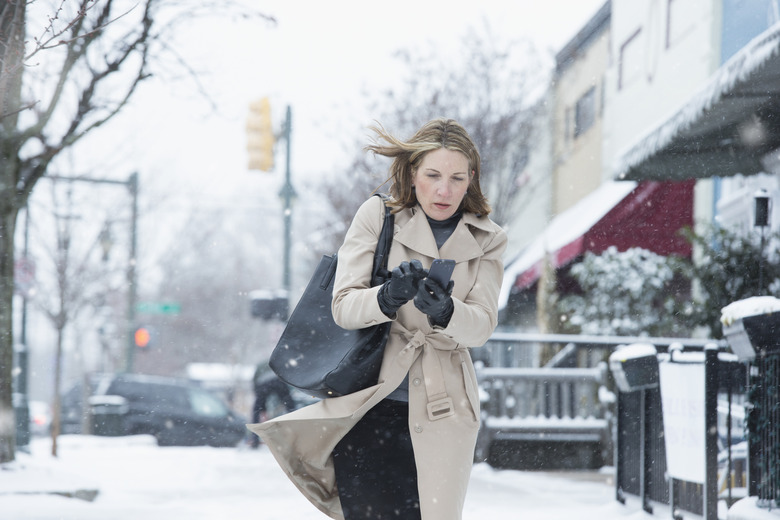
[{"x1": 614, "y1": 21, "x2": 780, "y2": 181}]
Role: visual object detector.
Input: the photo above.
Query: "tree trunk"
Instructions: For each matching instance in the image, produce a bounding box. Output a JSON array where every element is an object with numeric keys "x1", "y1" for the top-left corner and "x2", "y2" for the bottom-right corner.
[
  {"x1": 0, "y1": 0, "x2": 25, "y2": 465},
  {"x1": 0, "y1": 205, "x2": 18, "y2": 463}
]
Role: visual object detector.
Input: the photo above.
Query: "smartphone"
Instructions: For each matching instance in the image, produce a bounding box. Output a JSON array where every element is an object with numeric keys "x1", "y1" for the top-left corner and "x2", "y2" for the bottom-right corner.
[{"x1": 427, "y1": 259, "x2": 455, "y2": 288}]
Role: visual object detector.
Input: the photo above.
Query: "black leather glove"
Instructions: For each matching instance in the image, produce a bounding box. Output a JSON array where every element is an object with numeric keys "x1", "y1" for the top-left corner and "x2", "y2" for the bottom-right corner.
[
  {"x1": 377, "y1": 260, "x2": 427, "y2": 316},
  {"x1": 414, "y1": 277, "x2": 455, "y2": 328}
]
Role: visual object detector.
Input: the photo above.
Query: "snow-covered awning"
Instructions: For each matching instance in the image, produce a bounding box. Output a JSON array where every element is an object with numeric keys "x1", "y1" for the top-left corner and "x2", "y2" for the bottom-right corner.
[
  {"x1": 614, "y1": 21, "x2": 780, "y2": 181},
  {"x1": 499, "y1": 180, "x2": 694, "y2": 310}
]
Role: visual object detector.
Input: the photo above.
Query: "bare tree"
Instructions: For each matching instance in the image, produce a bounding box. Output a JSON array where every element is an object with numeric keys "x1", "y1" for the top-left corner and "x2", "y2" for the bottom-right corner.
[
  {"x1": 28, "y1": 180, "x2": 127, "y2": 456},
  {"x1": 0, "y1": 0, "x2": 274, "y2": 463},
  {"x1": 135, "y1": 203, "x2": 278, "y2": 390},
  {"x1": 315, "y1": 22, "x2": 549, "y2": 253}
]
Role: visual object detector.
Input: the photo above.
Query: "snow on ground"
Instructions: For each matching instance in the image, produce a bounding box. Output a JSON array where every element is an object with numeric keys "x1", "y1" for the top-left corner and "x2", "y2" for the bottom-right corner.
[{"x1": 0, "y1": 435, "x2": 658, "y2": 520}]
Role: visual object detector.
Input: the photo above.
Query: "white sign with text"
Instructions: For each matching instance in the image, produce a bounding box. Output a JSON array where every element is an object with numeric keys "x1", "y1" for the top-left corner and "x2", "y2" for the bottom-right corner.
[{"x1": 659, "y1": 361, "x2": 706, "y2": 483}]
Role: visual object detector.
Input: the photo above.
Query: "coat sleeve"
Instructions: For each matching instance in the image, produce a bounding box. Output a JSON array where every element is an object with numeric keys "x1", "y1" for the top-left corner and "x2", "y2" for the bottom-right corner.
[
  {"x1": 438, "y1": 224, "x2": 507, "y2": 347},
  {"x1": 331, "y1": 196, "x2": 393, "y2": 330}
]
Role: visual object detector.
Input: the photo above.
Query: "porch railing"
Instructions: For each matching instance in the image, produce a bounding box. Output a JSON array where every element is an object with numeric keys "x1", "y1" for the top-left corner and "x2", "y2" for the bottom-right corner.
[{"x1": 473, "y1": 332, "x2": 723, "y2": 470}]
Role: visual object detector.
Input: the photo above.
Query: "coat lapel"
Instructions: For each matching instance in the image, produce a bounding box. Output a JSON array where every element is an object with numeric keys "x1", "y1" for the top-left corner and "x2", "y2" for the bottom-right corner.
[
  {"x1": 439, "y1": 215, "x2": 489, "y2": 263},
  {"x1": 394, "y1": 206, "x2": 492, "y2": 263},
  {"x1": 393, "y1": 207, "x2": 439, "y2": 259}
]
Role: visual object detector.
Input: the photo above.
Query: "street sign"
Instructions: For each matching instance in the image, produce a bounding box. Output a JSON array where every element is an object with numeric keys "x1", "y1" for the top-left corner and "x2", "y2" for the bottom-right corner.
[{"x1": 136, "y1": 302, "x2": 181, "y2": 315}]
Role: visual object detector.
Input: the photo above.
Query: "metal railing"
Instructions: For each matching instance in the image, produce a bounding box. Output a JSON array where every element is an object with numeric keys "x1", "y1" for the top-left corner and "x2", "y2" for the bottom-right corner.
[
  {"x1": 475, "y1": 331, "x2": 780, "y2": 516},
  {"x1": 476, "y1": 331, "x2": 722, "y2": 369},
  {"x1": 748, "y1": 352, "x2": 780, "y2": 507},
  {"x1": 612, "y1": 345, "x2": 747, "y2": 520},
  {"x1": 473, "y1": 332, "x2": 725, "y2": 470},
  {"x1": 475, "y1": 364, "x2": 609, "y2": 467}
]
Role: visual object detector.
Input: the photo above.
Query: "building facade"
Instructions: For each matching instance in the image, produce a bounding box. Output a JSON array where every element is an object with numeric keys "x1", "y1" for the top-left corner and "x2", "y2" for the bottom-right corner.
[
  {"x1": 609, "y1": 0, "x2": 780, "y2": 232},
  {"x1": 553, "y1": 2, "x2": 611, "y2": 214}
]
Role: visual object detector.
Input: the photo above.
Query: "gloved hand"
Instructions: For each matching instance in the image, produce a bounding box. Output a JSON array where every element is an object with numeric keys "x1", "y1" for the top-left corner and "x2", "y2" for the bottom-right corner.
[
  {"x1": 377, "y1": 260, "x2": 427, "y2": 316},
  {"x1": 414, "y1": 277, "x2": 455, "y2": 328}
]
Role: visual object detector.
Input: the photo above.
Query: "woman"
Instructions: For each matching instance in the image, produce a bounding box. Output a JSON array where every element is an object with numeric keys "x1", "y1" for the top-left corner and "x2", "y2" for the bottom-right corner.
[{"x1": 249, "y1": 118, "x2": 506, "y2": 520}]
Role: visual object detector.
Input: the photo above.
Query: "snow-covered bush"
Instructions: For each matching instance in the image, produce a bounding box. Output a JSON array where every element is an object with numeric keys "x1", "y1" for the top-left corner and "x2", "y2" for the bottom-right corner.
[
  {"x1": 684, "y1": 225, "x2": 780, "y2": 337},
  {"x1": 556, "y1": 246, "x2": 693, "y2": 337},
  {"x1": 553, "y1": 226, "x2": 780, "y2": 339}
]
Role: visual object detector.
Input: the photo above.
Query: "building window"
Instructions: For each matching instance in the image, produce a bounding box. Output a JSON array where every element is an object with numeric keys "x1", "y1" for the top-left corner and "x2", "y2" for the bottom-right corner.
[
  {"x1": 574, "y1": 86, "x2": 596, "y2": 138},
  {"x1": 619, "y1": 28, "x2": 643, "y2": 90}
]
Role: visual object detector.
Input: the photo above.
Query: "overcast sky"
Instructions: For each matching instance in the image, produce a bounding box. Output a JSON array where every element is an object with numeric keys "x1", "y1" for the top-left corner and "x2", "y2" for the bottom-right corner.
[
  {"x1": 77, "y1": 0, "x2": 607, "y2": 209},
  {"x1": 23, "y1": 0, "x2": 609, "y2": 392}
]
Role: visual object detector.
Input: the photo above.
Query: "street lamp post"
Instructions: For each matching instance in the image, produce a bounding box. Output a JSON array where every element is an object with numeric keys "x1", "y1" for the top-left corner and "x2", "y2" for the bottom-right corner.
[{"x1": 754, "y1": 189, "x2": 771, "y2": 295}]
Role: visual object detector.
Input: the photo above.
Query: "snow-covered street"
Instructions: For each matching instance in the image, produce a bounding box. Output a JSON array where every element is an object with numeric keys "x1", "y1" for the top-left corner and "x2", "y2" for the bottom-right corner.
[{"x1": 0, "y1": 435, "x2": 657, "y2": 520}]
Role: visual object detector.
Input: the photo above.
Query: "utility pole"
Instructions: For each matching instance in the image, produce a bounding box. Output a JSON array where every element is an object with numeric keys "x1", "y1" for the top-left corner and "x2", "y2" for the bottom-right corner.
[
  {"x1": 14, "y1": 207, "x2": 31, "y2": 448},
  {"x1": 125, "y1": 172, "x2": 139, "y2": 373},
  {"x1": 279, "y1": 106, "x2": 296, "y2": 298},
  {"x1": 45, "y1": 173, "x2": 140, "y2": 372}
]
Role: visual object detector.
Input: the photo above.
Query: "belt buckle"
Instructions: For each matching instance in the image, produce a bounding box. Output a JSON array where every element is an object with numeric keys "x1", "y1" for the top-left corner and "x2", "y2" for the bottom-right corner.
[{"x1": 427, "y1": 397, "x2": 454, "y2": 421}]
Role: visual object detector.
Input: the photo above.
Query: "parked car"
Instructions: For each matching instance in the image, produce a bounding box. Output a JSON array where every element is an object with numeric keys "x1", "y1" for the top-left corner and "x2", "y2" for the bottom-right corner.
[{"x1": 60, "y1": 373, "x2": 246, "y2": 447}]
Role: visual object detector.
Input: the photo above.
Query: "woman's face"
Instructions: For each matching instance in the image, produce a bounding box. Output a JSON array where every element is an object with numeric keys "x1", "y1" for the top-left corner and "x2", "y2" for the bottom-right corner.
[{"x1": 412, "y1": 148, "x2": 472, "y2": 221}]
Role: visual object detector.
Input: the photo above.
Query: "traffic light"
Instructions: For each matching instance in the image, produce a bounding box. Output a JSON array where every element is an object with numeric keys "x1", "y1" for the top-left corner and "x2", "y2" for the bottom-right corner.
[
  {"x1": 246, "y1": 97, "x2": 274, "y2": 171},
  {"x1": 134, "y1": 326, "x2": 152, "y2": 350}
]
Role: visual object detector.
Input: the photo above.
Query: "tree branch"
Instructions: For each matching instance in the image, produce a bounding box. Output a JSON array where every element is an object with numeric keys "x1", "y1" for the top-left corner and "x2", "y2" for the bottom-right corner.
[{"x1": 16, "y1": 1, "x2": 155, "y2": 200}]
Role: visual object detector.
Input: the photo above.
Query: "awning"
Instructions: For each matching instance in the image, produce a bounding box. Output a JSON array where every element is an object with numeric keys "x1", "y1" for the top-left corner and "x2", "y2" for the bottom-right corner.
[
  {"x1": 614, "y1": 21, "x2": 780, "y2": 181},
  {"x1": 499, "y1": 180, "x2": 694, "y2": 310}
]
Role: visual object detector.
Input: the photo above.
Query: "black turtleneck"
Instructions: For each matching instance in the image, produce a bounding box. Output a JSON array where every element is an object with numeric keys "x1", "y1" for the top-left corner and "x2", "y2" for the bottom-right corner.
[{"x1": 427, "y1": 211, "x2": 462, "y2": 249}]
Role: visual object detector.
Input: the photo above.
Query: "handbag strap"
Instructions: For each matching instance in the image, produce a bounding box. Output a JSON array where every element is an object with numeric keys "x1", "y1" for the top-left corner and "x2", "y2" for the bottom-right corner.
[{"x1": 371, "y1": 193, "x2": 394, "y2": 286}]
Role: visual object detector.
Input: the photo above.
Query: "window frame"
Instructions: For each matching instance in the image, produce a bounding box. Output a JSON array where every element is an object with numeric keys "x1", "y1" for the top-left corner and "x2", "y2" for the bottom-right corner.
[
  {"x1": 619, "y1": 28, "x2": 643, "y2": 90},
  {"x1": 574, "y1": 85, "x2": 597, "y2": 138}
]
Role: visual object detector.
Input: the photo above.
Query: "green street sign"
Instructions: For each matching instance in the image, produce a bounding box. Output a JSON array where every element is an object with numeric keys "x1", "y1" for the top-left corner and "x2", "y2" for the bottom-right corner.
[{"x1": 136, "y1": 302, "x2": 181, "y2": 315}]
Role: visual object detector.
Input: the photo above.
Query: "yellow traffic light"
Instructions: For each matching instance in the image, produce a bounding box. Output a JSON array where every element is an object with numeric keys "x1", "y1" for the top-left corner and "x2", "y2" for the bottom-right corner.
[{"x1": 246, "y1": 97, "x2": 274, "y2": 171}]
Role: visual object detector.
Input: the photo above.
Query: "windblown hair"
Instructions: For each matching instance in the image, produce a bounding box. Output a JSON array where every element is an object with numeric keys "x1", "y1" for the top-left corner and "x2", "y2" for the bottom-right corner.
[{"x1": 365, "y1": 118, "x2": 491, "y2": 216}]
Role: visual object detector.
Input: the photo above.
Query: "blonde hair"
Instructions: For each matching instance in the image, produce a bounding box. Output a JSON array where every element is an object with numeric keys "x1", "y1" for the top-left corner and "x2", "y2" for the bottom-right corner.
[{"x1": 366, "y1": 118, "x2": 491, "y2": 216}]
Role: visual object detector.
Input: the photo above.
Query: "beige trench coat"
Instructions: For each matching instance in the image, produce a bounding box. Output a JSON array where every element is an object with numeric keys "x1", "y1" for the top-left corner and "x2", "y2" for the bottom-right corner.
[{"x1": 248, "y1": 195, "x2": 507, "y2": 520}]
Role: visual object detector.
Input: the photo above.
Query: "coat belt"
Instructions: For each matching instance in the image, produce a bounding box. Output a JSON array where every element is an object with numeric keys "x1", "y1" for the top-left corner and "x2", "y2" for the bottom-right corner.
[{"x1": 392, "y1": 327, "x2": 455, "y2": 421}]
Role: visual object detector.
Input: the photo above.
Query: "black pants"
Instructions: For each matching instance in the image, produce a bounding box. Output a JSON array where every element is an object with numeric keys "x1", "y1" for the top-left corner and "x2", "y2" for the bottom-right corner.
[{"x1": 332, "y1": 399, "x2": 421, "y2": 519}]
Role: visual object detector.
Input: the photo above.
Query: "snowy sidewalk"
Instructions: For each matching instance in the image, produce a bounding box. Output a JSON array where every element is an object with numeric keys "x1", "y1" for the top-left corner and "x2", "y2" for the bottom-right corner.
[
  {"x1": 1, "y1": 435, "x2": 658, "y2": 520},
  {"x1": 0, "y1": 457, "x2": 99, "y2": 501}
]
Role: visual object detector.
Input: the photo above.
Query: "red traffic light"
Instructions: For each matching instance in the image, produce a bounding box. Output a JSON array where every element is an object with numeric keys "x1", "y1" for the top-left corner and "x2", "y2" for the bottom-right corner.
[{"x1": 134, "y1": 327, "x2": 151, "y2": 348}]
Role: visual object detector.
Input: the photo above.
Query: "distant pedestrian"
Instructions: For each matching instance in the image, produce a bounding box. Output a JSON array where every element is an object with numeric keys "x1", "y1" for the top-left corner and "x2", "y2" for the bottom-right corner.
[
  {"x1": 249, "y1": 362, "x2": 293, "y2": 449},
  {"x1": 249, "y1": 118, "x2": 506, "y2": 520}
]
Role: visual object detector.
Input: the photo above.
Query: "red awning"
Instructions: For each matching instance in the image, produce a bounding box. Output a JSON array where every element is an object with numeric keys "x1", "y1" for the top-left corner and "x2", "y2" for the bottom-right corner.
[{"x1": 499, "y1": 180, "x2": 694, "y2": 308}]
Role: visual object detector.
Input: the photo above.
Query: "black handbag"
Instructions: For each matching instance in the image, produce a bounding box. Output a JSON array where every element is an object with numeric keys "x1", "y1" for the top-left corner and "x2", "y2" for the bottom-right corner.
[{"x1": 269, "y1": 195, "x2": 394, "y2": 399}]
